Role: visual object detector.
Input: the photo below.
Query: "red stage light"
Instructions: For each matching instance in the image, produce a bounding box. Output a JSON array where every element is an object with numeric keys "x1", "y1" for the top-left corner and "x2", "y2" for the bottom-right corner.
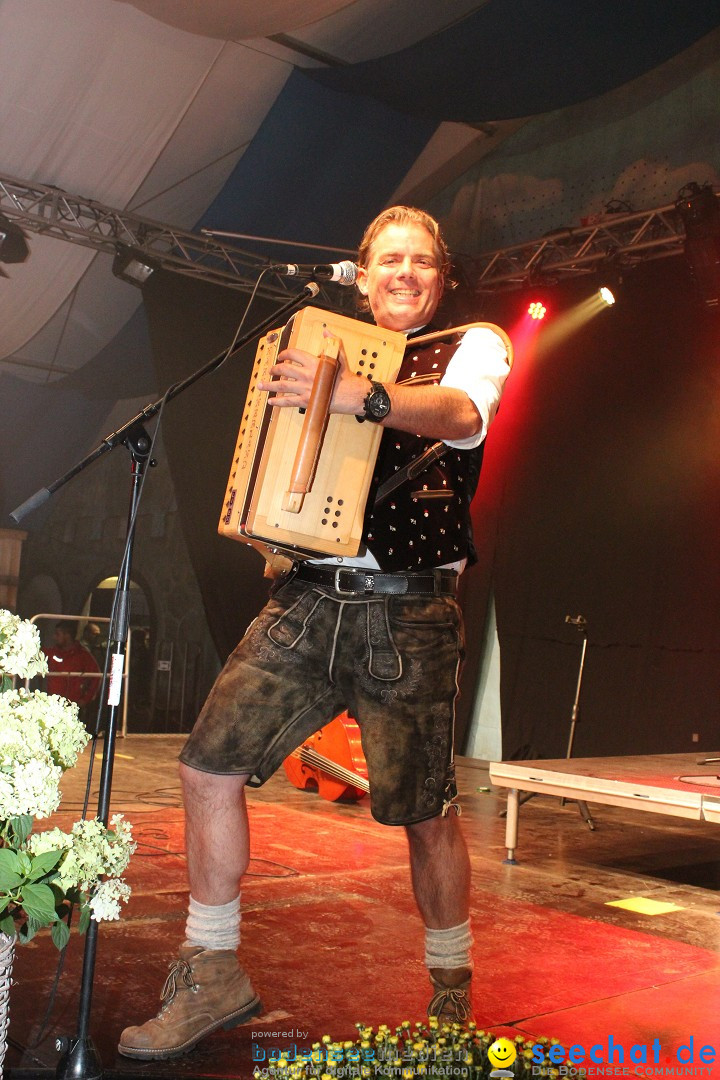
[{"x1": 528, "y1": 301, "x2": 546, "y2": 320}]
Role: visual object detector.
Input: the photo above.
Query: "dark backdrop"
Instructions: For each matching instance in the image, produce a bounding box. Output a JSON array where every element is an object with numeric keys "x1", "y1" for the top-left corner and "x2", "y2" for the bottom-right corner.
[
  {"x1": 467, "y1": 258, "x2": 720, "y2": 758},
  {"x1": 143, "y1": 257, "x2": 720, "y2": 760},
  {"x1": 142, "y1": 272, "x2": 279, "y2": 661}
]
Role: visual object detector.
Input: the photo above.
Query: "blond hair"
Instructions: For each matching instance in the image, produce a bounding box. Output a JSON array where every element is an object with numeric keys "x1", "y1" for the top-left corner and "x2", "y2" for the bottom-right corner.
[{"x1": 357, "y1": 206, "x2": 452, "y2": 283}]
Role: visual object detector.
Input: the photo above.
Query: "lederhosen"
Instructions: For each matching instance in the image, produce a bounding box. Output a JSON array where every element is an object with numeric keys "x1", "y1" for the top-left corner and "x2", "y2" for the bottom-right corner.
[{"x1": 181, "y1": 330, "x2": 484, "y2": 825}]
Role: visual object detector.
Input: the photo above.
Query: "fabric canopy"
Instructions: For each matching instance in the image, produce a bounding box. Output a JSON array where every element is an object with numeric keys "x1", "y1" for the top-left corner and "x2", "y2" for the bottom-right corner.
[
  {"x1": 308, "y1": 0, "x2": 720, "y2": 122},
  {"x1": 113, "y1": 0, "x2": 358, "y2": 41},
  {"x1": 0, "y1": 0, "x2": 290, "y2": 371}
]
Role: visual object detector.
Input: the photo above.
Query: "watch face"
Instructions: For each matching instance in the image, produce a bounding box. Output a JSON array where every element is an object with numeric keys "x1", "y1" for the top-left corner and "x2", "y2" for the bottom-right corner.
[{"x1": 366, "y1": 383, "x2": 391, "y2": 420}]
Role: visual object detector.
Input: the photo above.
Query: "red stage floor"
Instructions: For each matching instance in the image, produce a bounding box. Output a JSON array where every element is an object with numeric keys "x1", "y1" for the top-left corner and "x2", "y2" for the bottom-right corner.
[{"x1": 6, "y1": 738, "x2": 720, "y2": 1078}]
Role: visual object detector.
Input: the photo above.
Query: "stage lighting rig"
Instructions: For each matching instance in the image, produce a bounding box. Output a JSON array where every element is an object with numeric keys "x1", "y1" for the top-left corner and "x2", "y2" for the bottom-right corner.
[
  {"x1": 0, "y1": 212, "x2": 30, "y2": 270},
  {"x1": 675, "y1": 181, "x2": 720, "y2": 309},
  {"x1": 112, "y1": 243, "x2": 158, "y2": 287},
  {"x1": 595, "y1": 247, "x2": 627, "y2": 307}
]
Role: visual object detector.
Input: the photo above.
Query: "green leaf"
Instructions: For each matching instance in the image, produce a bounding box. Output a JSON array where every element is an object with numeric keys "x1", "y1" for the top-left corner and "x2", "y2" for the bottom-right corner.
[
  {"x1": 49, "y1": 882, "x2": 67, "y2": 906},
  {"x1": 51, "y1": 919, "x2": 71, "y2": 950},
  {"x1": 0, "y1": 913, "x2": 15, "y2": 937},
  {"x1": 17, "y1": 851, "x2": 32, "y2": 876},
  {"x1": 8, "y1": 816, "x2": 33, "y2": 845},
  {"x1": 0, "y1": 870, "x2": 23, "y2": 891},
  {"x1": 27, "y1": 849, "x2": 64, "y2": 882},
  {"x1": 0, "y1": 848, "x2": 23, "y2": 890},
  {"x1": 0, "y1": 896, "x2": 9, "y2": 915},
  {"x1": 77, "y1": 904, "x2": 91, "y2": 934},
  {"x1": 0, "y1": 849, "x2": 21, "y2": 874},
  {"x1": 19, "y1": 916, "x2": 40, "y2": 944},
  {"x1": 20, "y1": 883, "x2": 57, "y2": 925}
]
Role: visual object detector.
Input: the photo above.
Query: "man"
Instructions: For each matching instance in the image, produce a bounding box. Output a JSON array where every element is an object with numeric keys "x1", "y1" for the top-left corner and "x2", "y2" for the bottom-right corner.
[
  {"x1": 81, "y1": 620, "x2": 105, "y2": 666},
  {"x1": 119, "y1": 206, "x2": 511, "y2": 1060},
  {"x1": 44, "y1": 620, "x2": 101, "y2": 727}
]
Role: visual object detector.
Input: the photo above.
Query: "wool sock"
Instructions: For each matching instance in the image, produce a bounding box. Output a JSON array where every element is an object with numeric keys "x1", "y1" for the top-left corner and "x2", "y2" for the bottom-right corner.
[
  {"x1": 184, "y1": 893, "x2": 241, "y2": 952},
  {"x1": 424, "y1": 919, "x2": 474, "y2": 973}
]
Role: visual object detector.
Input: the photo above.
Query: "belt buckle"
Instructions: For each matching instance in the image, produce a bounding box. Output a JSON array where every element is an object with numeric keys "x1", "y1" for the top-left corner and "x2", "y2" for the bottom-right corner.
[{"x1": 334, "y1": 568, "x2": 374, "y2": 595}]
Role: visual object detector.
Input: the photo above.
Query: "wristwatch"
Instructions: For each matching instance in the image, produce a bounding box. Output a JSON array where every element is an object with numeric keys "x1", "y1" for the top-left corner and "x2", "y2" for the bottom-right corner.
[{"x1": 359, "y1": 380, "x2": 392, "y2": 423}]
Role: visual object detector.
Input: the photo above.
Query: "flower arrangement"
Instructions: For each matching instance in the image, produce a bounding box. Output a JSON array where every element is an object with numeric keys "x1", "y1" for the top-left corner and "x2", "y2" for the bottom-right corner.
[
  {"x1": 0, "y1": 609, "x2": 135, "y2": 949},
  {"x1": 252, "y1": 1022, "x2": 587, "y2": 1079}
]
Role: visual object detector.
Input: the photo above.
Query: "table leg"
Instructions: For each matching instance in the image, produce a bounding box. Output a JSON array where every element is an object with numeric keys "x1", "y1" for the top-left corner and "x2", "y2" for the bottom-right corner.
[{"x1": 504, "y1": 787, "x2": 519, "y2": 863}]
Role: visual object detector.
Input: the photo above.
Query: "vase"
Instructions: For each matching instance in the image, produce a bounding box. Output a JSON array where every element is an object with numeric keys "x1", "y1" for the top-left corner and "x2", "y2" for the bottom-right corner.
[{"x1": 0, "y1": 931, "x2": 15, "y2": 1079}]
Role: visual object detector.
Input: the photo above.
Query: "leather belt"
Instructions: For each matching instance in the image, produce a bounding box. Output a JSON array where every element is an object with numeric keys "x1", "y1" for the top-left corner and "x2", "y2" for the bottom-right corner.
[{"x1": 290, "y1": 562, "x2": 458, "y2": 597}]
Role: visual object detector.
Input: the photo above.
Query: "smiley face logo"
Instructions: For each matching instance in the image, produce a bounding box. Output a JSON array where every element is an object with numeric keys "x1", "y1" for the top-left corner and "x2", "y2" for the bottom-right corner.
[{"x1": 487, "y1": 1037, "x2": 517, "y2": 1071}]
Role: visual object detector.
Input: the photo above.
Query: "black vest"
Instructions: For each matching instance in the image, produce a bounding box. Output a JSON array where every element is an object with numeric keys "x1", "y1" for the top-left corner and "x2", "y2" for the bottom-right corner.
[{"x1": 363, "y1": 332, "x2": 485, "y2": 572}]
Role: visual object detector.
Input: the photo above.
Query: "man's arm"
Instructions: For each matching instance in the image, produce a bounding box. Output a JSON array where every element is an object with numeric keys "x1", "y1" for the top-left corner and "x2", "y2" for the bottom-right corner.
[
  {"x1": 360, "y1": 382, "x2": 483, "y2": 441},
  {"x1": 260, "y1": 326, "x2": 509, "y2": 444}
]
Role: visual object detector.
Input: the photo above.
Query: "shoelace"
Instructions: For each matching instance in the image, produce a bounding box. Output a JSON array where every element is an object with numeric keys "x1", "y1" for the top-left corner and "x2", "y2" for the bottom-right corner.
[
  {"x1": 428, "y1": 986, "x2": 472, "y2": 1023},
  {"x1": 160, "y1": 958, "x2": 197, "y2": 1007}
]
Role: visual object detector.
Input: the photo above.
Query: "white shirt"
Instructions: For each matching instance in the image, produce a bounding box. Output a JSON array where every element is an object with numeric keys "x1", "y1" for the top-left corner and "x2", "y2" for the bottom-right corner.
[{"x1": 438, "y1": 326, "x2": 511, "y2": 449}]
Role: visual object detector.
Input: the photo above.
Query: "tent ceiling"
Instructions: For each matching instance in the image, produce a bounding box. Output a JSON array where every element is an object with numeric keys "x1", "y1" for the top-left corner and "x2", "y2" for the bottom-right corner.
[
  {"x1": 115, "y1": 0, "x2": 486, "y2": 59},
  {"x1": 309, "y1": 0, "x2": 720, "y2": 122},
  {"x1": 113, "y1": 0, "x2": 361, "y2": 42},
  {"x1": 0, "y1": 0, "x2": 489, "y2": 382},
  {"x1": 0, "y1": 0, "x2": 718, "y2": 388}
]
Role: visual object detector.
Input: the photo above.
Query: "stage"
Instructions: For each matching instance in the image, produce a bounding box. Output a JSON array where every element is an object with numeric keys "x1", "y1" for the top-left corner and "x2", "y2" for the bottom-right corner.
[
  {"x1": 489, "y1": 752, "x2": 720, "y2": 861},
  {"x1": 7, "y1": 737, "x2": 720, "y2": 1078}
]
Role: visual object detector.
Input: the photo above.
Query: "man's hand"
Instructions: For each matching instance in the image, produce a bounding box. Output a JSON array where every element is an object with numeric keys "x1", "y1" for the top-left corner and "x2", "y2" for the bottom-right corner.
[{"x1": 258, "y1": 332, "x2": 368, "y2": 416}]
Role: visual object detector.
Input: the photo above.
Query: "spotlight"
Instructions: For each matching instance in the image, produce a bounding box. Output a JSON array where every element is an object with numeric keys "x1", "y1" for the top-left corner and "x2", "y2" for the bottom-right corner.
[
  {"x1": 0, "y1": 213, "x2": 30, "y2": 265},
  {"x1": 112, "y1": 244, "x2": 157, "y2": 287},
  {"x1": 675, "y1": 182, "x2": 720, "y2": 308},
  {"x1": 528, "y1": 301, "x2": 546, "y2": 320},
  {"x1": 595, "y1": 248, "x2": 627, "y2": 307}
]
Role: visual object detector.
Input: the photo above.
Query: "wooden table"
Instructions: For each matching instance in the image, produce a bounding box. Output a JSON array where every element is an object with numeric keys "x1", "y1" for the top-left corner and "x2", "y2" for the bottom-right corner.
[{"x1": 489, "y1": 752, "x2": 720, "y2": 861}]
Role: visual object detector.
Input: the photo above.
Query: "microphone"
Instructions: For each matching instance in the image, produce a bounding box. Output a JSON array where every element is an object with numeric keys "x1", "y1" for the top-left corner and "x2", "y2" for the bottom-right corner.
[{"x1": 271, "y1": 260, "x2": 357, "y2": 286}]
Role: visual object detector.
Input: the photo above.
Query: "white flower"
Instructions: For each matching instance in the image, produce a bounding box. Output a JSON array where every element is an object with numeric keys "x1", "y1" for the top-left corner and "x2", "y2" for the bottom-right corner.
[
  {"x1": 0, "y1": 687, "x2": 89, "y2": 819},
  {"x1": 28, "y1": 815, "x2": 136, "y2": 891},
  {"x1": 0, "y1": 756, "x2": 63, "y2": 817},
  {"x1": 24, "y1": 690, "x2": 89, "y2": 770},
  {"x1": 0, "y1": 609, "x2": 48, "y2": 679},
  {"x1": 0, "y1": 688, "x2": 88, "y2": 772},
  {"x1": 88, "y1": 877, "x2": 131, "y2": 921},
  {"x1": 0, "y1": 609, "x2": 134, "y2": 940},
  {"x1": 23, "y1": 826, "x2": 69, "y2": 858}
]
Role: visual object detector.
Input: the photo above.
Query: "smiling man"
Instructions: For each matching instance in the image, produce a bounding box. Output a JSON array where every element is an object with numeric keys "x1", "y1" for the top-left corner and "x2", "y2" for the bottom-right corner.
[{"x1": 119, "y1": 206, "x2": 511, "y2": 1060}]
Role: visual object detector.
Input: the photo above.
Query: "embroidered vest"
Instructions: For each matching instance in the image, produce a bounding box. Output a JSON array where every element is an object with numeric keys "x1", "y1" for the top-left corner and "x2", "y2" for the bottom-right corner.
[{"x1": 363, "y1": 333, "x2": 485, "y2": 572}]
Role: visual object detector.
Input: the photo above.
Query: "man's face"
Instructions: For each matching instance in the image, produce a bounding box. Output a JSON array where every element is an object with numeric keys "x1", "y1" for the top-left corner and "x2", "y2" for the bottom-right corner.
[
  {"x1": 53, "y1": 628, "x2": 73, "y2": 649},
  {"x1": 357, "y1": 222, "x2": 443, "y2": 332}
]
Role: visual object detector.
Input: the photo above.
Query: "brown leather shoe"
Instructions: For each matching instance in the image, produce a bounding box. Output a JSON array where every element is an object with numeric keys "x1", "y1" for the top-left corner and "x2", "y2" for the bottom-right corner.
[
  {"x1": 427, "y1": 966, "x2": 474, "y2": 1024},
  {"x1": 118, "y1": 945, "x2": 262, "y2": 1059}
]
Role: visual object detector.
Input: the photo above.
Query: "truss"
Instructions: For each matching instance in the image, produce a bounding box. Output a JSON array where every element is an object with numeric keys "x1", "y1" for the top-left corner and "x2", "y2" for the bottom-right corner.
[
  {"x1": 0, "y1": 172, "x2": 354, "y2": 309},
  {"x1": 469, "y1": 201, "x2": 689, "y2": 291},
  {"x1": 0, "y1": 172, "x2": 699, "y2": 300}
]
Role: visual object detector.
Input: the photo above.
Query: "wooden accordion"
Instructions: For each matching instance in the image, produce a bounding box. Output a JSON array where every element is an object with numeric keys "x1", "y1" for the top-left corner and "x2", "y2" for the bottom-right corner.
[
  {"x1": 218, "y1": 306, "x2": 513, "y2": 567},
  {"x1": 218, "y1": 306, "x2": 407, "y2": 563}
]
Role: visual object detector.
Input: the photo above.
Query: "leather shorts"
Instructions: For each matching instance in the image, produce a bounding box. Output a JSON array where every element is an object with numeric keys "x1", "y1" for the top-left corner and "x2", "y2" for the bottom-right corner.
[{"x1": 180, "y1": 576, "x2": 465, "y2": 825}]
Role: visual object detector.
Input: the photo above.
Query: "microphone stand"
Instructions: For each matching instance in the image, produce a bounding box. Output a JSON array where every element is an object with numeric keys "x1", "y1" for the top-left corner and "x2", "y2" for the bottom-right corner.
[
  {"x1": 54, "y1": 425, "x2": 150, "y2": 1080},
  {"x1": 9, "y1": 283, "x2": 319, "y2": 1080},
  {"x1": 500, "y1": 615, "x2": 595, "y2": 832},
  {"x1": 559, "y1": 616, "x2": 595, "y2": 828},
  {"x1": 10, "y1": 284, "x2": 320, "y2": 526}
]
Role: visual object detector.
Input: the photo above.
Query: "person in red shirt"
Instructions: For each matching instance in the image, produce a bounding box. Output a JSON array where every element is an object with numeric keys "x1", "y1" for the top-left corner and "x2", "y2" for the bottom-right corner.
[{"x1": 44, "y1": 620, "x2": 101, "y2": 725}]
